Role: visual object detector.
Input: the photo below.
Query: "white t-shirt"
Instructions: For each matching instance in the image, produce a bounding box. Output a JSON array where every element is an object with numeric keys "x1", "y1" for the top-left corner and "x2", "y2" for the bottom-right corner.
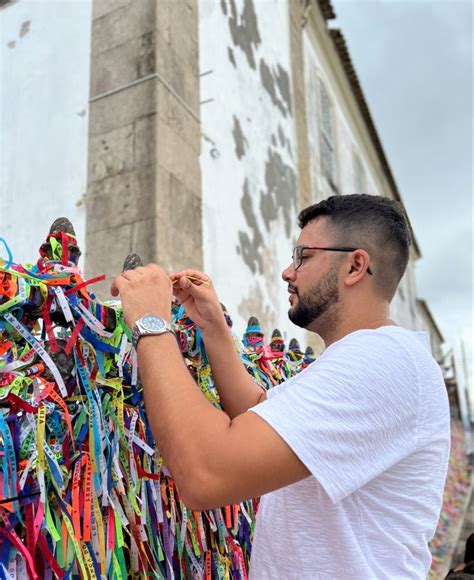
[{"x1": 248, "y1": 326, "x2": 450, "y2": 579}]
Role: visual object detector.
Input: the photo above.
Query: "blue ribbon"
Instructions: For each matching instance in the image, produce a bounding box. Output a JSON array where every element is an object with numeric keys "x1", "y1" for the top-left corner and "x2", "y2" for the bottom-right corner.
[{"x1": 0, "y1": 237, "x2": 14, "y2": 270}]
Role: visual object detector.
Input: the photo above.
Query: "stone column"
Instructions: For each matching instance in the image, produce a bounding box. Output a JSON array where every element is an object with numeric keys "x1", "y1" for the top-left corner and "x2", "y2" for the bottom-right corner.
[{"x1": 85, "y1": 0, "x2": 202, "y2": 297}]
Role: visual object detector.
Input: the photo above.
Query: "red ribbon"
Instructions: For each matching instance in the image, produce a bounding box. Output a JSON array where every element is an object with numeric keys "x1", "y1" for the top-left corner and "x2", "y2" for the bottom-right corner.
[
  {"x1": 61, "y1": 233, "x2": 69, "y2": 266},
  {"x1": 42, "y1": 294, "x2": 59, "y2": 353},
  {"x1": 135, "y1": 452, "x2": 161, "y2": 481},
  {"x1": 64, "y1": 275, "x2": 106, "y2": 297},
  {"x1": 7, "y1": 393, "x2": 38, "y2": 414},
  {"x1": 39, "y1": 533, "x2": 66, "y2": 578},
  {"x1": 64, "y1": 319, "x2": 84, "y2": 356}
]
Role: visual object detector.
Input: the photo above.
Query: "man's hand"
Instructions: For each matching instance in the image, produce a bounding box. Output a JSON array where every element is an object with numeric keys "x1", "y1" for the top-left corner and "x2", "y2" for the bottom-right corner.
[
  {"x1": 169, "y1": 269, "x2": 226, "y2": 332},
  {"x1": 111, "y1": 264, "x2": 173, "y2": 327},
  {"x1": 170, "y1": 269, "x2": 265, "y2": 418}
]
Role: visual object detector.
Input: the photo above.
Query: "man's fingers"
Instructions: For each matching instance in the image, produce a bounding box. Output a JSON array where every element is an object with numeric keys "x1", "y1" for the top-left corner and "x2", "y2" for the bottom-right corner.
[
  {"x1": 170, "y1": 268, "x2": 207, "y2": 278},
  {"x1": 169, "y1": 269, "x2": 211, "y2": 285},
  {"x1": 121, "y1": 269, "x2": 140, "y2": 281},
  {"x1": 180, "y1": 275, "x2": 212, "y2": 293},
  {"x1": 111, "y1": 268, "x2": 140, "y2": 296},
  {"x1": 173, "y1": 276, "x2": 209, "y2": 300},
  {"x1": 110, "y1": 280, "x2": 119, "y2": 297},
  {"x1": 179, "y1": 275, "x2": 192, "y2": 289},
  {"x1": 110, "y1": 274, "x2": 128, "y2": 297}
]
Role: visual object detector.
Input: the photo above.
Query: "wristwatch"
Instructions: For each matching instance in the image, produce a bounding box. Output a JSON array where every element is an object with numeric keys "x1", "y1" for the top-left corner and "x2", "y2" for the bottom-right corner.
[{"x1": 131, "y1": 315, "x2": 173, "y2": 350}]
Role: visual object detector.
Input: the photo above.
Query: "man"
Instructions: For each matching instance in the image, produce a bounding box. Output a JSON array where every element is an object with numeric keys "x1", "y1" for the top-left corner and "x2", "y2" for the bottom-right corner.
[{"x1": 112, "y1": 194, "x2": 450, "y2": 579}]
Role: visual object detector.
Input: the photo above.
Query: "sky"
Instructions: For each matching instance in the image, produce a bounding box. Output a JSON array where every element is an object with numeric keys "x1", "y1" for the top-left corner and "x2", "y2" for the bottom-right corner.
[{"x1": 331, "y1": 0, "x2": 473, "y2": 401}]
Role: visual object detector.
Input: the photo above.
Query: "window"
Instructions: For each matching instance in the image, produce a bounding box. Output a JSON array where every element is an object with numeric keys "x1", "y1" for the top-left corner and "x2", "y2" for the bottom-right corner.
[
  {"x1": 319, "y1": 81, "x2": 337, "y2": 192},
  {"x1": 353, "y1": 150, "x2": 367, "y2": 193}
]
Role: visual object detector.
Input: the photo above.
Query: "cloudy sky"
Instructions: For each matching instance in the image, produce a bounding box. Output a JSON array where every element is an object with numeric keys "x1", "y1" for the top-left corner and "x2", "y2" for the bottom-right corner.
[{"x1": 331, "y1": 0, "x2": 472, "y2": 389}]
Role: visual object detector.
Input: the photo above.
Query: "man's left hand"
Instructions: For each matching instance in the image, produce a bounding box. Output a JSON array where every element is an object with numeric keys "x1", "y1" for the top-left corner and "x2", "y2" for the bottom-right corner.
[{"x1": 111, "y1": 264, "x2": 173, "y2": 328}]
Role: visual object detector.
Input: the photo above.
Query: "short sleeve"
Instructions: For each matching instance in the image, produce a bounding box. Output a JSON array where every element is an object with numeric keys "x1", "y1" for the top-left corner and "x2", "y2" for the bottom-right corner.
[{"x1": 249, "y1": 329, "x2": 420, "y2": 504}]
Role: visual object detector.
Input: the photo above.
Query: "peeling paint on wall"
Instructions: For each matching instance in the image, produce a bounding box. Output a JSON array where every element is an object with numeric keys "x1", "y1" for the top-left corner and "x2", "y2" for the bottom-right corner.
[
  {"x1": 260, "y1": 59, "x2": 292, "y2": 117},
  {"x1": 227, "y1": 46, "x2": 236, "y2": 67},
  {"x1": 227, "y1": 0, "x2": 261, "y2": 70},
  {"x1": 19, "y1": 20, "x2": 30, "y2": 37},
  {"x1": 237, "y1": 179, "x2": 263, "y2": 274},
  {"x1": 200, "y1": 0, "x2": 305, "y2": 341},
  {"x1": 232, "y1": 115, "x2": 248, "y2": 159},
  {"x1": 277, "y1": 124, "x2": 293, "y2": 158},
  {"x1": 277, "y1": 125, "x2": 285, "y2": 146},
  {"x1": 260, "y1": 147, "x2": 297, "y2": 236},
  {"x1": 275, "y1": 64, "x2": 292, "y2": 114}
]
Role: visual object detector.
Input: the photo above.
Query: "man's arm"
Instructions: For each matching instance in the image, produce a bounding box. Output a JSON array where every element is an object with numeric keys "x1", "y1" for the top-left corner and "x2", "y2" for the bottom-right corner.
[
  {"x1": 170, "y1": 269, "x2": 266, "y2": 418},
  {"x1": 112, "y1": 265, "x2": 309, "y2": 511},
  {"x1": 200, "y1": 321, "x2": 266, "y2": 418},
  {"x1": 137, "y1": 332, "x2": 309, "y2": 511}
]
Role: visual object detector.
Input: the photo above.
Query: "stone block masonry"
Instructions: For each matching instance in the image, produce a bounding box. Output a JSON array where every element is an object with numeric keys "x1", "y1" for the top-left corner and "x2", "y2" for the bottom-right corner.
[{"x1": 86, "y1": 0, "x2": 202, "y2": 299}]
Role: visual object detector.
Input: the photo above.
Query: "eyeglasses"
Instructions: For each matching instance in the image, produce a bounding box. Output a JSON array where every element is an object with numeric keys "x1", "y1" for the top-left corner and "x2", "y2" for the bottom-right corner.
[{"x1": 292, "y1": 245, "x2": 373, "y2": 275}]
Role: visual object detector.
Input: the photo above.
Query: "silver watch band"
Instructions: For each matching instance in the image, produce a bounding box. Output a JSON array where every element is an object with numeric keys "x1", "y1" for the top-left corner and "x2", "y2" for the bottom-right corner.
[{"x1": 132, "y1": 316, "x2": 173, "y2": 350}]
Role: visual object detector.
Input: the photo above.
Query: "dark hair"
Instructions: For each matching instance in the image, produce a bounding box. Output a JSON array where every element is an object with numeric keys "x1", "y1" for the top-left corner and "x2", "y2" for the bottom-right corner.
[{"x1": 298, "y1": 194, "x2": 411, "y2": 301}]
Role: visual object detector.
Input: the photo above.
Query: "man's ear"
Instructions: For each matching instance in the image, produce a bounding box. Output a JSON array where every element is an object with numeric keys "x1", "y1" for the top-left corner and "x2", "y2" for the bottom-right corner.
[{"x1": 345, "y1": 250, "x2": 371, "y2": 287}]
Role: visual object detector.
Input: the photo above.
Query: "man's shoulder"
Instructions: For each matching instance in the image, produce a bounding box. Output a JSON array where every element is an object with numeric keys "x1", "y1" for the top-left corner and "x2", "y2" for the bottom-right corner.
[
  {"x1": 296, "y1": 326, "x2": 431, "y2": 399},
  {"x1": 330, "y1": 324, "x2": 427, "y2": 346},
  {"x1": 270, "y1": 326, "x2": 438, "y2": 404},
  {"x1": 324, "y1": 326, "x2": 431, "y2": 366}
]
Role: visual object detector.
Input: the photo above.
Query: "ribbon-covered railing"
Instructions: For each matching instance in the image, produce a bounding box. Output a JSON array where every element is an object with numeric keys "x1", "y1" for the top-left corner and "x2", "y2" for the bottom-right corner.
[{"x1": 0, "y1": 218, "x2": 316, "y2": 579}]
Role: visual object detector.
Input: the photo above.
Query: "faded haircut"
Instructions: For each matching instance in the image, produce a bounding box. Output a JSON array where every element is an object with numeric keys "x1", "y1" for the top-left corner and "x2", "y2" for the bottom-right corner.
[{"x1": 298, "y1": 194, "x2": 412, "y2": 301}]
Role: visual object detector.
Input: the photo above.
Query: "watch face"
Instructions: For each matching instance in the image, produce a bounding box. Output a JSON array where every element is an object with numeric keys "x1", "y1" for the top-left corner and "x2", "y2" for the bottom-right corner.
[{"x1": 141, "y1": 315, "x2": 166, "y2": 332}]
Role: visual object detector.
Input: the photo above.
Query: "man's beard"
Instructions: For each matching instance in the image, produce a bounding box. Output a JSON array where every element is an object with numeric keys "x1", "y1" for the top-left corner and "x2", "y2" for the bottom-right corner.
[{"x1": 288, "y1": 268, "x2": 340, "y2": 329}]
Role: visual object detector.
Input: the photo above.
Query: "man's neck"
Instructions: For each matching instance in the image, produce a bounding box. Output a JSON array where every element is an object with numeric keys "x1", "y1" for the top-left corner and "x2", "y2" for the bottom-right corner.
[
  {"x1": 327, "y1": 318, "x2": 396, "y2": 347},
  {"x1": 314, "y1": 306, "x2": 395, "y2": 348}
]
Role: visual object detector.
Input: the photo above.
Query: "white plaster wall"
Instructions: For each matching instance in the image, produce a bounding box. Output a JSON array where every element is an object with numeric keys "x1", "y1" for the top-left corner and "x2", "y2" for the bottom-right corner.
[
  {"x1": 199, "y1": 0, "x2": 307, "y2": 345},
  {"x1": 0, "y1": 0, "x2": 91, "y2": 266}
]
